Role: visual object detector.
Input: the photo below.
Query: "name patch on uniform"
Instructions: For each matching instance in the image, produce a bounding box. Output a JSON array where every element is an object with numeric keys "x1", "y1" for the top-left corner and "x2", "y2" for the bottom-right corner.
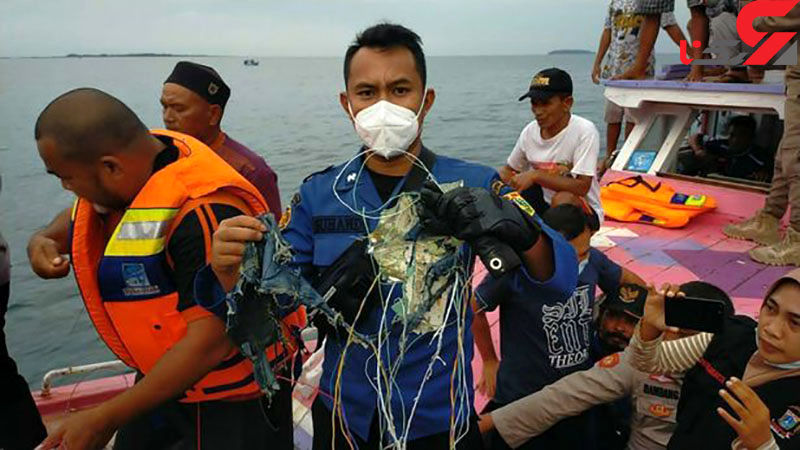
[
  {"x1": 312, "y1": 215, "x2": 367, "y2": 234},
  {"x1": 643, "y1": 383, "x2": 680, "y2": 400},
  {"x1": 122, "y1": 263, "x2": 160, "y2": 296}
]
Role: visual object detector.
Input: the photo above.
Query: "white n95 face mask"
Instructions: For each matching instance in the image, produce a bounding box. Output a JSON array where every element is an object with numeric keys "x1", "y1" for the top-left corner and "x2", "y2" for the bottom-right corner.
[{"x1": 349, "y1": 97, "x2": 425, "y2": 159}]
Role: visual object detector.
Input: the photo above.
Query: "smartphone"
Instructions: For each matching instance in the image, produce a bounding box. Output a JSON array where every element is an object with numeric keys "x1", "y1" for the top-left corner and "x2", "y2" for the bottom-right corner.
[{"x1": 664, "y1": 296, "x2": 726, "y2": 333}]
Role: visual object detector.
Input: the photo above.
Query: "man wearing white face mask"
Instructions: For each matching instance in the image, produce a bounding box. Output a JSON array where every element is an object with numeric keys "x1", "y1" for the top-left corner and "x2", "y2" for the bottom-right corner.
[{"x1": 202, "y1": 23, "x2": 580, "y2": 449}]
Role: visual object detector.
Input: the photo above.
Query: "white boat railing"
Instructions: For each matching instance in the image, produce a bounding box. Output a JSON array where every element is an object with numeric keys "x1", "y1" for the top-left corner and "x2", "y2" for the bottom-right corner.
[
  {"x1": 40, "y1": 360, "x2": 129, "y2": 397},
  {"x1": 604, "y1": 81, "x2": 786, "y2": 176}
]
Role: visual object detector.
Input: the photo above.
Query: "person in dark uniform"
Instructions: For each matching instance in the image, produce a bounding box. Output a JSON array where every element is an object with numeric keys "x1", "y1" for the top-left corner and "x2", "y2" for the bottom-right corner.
[{"x1": 0, "y1": 174, "x2": 48, "y2": 450}]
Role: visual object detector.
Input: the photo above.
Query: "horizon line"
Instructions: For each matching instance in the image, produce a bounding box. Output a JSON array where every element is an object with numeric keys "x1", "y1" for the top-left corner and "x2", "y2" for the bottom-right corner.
[{"x1": 0, "y1": 51, "x2": 681, "y2": 59}]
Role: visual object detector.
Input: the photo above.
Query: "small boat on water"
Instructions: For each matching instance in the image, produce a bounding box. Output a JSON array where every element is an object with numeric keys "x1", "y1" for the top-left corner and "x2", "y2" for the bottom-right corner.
[
  {"x1": 244, "y1": 58, "x2": 260, "y2": 66},
  {"x1": 33, "y1": 73, "x2": 794, "y2": 448}
]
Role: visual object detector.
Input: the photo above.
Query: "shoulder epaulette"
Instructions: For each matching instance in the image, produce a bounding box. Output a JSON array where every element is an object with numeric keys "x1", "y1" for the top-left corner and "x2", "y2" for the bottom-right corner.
[{"x1": 303, "y1": 165, "x2": 335, "y2": 183}]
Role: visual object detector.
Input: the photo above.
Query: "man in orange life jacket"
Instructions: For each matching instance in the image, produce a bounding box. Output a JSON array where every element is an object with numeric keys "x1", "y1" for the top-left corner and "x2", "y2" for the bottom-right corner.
[
  {"x1": 26, "y1": 63, "x2": 299, "y2": 448},
  {"x1": 31, "y1": 88, "x2": 301, "y2": 450}
]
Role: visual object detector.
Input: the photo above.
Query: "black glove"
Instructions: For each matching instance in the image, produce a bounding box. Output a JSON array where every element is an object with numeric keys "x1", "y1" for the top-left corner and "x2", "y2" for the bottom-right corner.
[
  {"x1": 418, "y1": 181, "x2": 542, "y2": 253},
  {"x1": 312, "y1": 238, "x2": 378, "y2": 328}
]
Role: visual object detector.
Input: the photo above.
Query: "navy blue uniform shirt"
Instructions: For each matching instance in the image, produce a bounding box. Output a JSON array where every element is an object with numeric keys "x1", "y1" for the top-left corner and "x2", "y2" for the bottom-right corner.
[{"x1": 197, "y1": 148, "x2": 577, "y2": 441}]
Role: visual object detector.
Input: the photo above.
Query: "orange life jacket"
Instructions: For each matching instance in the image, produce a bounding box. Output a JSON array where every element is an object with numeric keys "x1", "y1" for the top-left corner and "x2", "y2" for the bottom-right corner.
[
  {"x1": 601, "y1": 176, "x2": 716, "y2": 228},
  {"x1": 70, "y1": 129, "x2": 306, "y2": 402}
]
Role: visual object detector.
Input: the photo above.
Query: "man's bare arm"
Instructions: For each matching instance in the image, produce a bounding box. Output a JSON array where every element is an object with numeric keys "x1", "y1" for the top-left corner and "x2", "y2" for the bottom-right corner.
[
  {"x1": 41, "y1": 316, "x2": 237, "y2": 449},
  {"x1": 529, "y1": 171, "x2": 592, "y2": 197},
  {"x1": 593, "y1": 28, "x2": 612, "y2": 83},
  {"x1": 663, "y1": 23, "x2": 688, "y2": 47},
  {"x1": 499, "y1": 165, "x2": 518, "y2": 184},
  {"x1": 100, "y1": 316, "x2": 234, "y2": 426},
  {"x1": 32, "y1": 208, "x2": 71, "y2": 251},
  {"x1": 754, "y1": 3, "x2": 800, "y2": 32},
  {"x1": 621, "y1": 268, "x2": 646, "y2": 286},
  {"x1": 472, "y1": 307, "x2": 500, "y2": 399},
  {"x1": 521, "y1": 231, "x2": 555, "y2": 282},
  {"x1": 27, "y1": 208, "x2": 72, "y2": 279}
]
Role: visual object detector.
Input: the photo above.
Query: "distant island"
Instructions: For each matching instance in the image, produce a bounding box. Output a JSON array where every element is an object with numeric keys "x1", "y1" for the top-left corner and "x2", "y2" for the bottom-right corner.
[
  {"x1": 548, "y1": 49, "x2": 593, "y2": 55},
  {"x1": 65, "y1": 53, "x2": 212, "y2": 58}
]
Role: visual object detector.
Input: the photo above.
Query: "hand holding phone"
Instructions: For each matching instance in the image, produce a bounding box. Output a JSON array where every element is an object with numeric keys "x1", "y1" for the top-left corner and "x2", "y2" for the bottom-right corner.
[
  {"x1": 665, "y1": 296, "x2": 726, "y2": 333},
  {"x1": 640, "y1": 283, "x2": 684, "y2": 341}
]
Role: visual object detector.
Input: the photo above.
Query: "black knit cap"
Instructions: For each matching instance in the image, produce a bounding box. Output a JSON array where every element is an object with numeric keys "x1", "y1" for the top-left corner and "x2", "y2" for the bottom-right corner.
[{"x1": 164, "y1": 61, "x2": 231, "y2": 108}]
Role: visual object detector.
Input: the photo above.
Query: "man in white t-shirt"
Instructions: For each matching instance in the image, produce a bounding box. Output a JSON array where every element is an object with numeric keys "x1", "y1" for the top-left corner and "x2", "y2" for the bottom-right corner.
[{"x1": 499, "y1": 68, "x2": 604, "y2": 222}]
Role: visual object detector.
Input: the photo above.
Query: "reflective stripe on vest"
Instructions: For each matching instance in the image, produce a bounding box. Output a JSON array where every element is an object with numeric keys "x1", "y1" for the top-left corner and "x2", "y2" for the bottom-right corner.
[{"x1": 105, "y1": 208, "x2": 177, "y2": 257}]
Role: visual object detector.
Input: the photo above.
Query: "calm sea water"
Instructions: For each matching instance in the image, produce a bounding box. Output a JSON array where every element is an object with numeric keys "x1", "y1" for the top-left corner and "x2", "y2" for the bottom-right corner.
[{"x1": 0, "y1": 54, "x2": 679, "y2": 387}]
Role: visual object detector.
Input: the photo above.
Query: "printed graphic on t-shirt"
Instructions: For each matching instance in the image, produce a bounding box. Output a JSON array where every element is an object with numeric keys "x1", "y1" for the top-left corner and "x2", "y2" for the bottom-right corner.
[
  {"x1": 530, "y1": 161, "x2": 573, "y2": 176},
  {"x1": 601, "y1": 0, "x2": 676, "y2": 79},
  {"x1": 542, "y1": 285, "x2": 592, "y2": 369}
]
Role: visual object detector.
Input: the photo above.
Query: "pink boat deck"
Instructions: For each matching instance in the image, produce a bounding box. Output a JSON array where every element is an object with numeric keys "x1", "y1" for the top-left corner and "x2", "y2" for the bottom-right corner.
[{"x1": 471, "y1": 170, "x2": 793, "y2": 411}]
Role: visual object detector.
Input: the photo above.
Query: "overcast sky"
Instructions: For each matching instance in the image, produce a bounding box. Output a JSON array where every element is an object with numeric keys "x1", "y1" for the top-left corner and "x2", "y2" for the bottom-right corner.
[{"x1": 1, "y1": 0, "x2": 690, "y2": 57}]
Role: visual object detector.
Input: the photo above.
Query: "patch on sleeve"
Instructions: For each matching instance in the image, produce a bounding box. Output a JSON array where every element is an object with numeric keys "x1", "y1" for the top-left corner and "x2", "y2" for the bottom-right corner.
[
  {"x1": 278, "y1": 192, "x2": 301, "y2": 230},
  {"x1": 502, "y1": 191, "x2": 535, "y2": 217},
  {"x1": 598, "y1": 353, "x2": 621, "y2": 368},
  {"x1": 491, "y1": 179, "x2": 507, "y2": 195},
  {"x1": 772, "y1": 406, "x2": 800, "y2": 440}
]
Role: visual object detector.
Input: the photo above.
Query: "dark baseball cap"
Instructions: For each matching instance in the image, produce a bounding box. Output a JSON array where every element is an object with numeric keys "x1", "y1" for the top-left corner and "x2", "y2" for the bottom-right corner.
[
  {"x1": 518, "y1": 67, "x2": 573, "y2": 102},
  {"x1": 603, "y1": 283, "x2": 648, "y2": 319}
]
